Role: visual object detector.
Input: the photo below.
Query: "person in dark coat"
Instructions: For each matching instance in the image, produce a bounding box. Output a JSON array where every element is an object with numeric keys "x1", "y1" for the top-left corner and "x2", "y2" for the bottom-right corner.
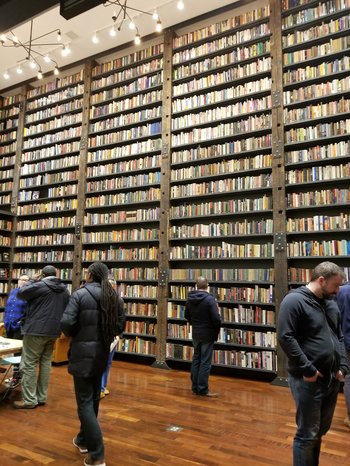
[
  {"x1": 185, "y1": 276, "x2": 221, "y2": 397},
  {"x1": 14, "y1": 265, "x2": 70, "y2": 409},
  {"x1": 61, "y1": 262, "x2": 121, "y2": 466},
  {"x1": 278, "y1": 261, "x2": 348, "y2": 466}
]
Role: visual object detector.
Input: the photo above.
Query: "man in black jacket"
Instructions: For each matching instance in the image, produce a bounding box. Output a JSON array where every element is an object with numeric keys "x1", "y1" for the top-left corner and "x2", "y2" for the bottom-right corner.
[
  {"x1": 278, "y1": 261, "x2": 348, "y2": 466},
  {"x1": 185, "y1": 276, "x2": 221, "y2": 397},
  {"x1": 14, "y1": 265, "x2": 70, "y2": 409}
]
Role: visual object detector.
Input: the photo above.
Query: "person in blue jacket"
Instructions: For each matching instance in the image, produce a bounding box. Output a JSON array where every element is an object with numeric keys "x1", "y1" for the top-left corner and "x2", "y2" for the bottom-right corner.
[
  {"x1": 278, "y1": 261, "x2": 348, "y2": 466},
  {"x1": 3, "y1": 274, "x2": 30, "y2": 387},
  {"x1": 185, "y1": 276, "x2": 221, "y2": 397},
  {"x1": 335, "y1": 280, "x2": 350, "y2": 428}
]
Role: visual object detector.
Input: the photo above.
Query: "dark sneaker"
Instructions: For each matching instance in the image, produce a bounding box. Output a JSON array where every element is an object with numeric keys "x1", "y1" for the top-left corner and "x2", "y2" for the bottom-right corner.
[
  {"x1": 73, "y1": 437, "x2": 88, "y2": 454},
  {"x1": 13, "y1": 400, "x2": 37, "y2": 409}
]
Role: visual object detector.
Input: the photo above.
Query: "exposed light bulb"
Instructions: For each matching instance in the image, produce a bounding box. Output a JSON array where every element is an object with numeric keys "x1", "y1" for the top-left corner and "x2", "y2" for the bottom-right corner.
[
  {"x1": 29, "y1": 60, "x2": 37, "y2": 69},
  {"x1": 3, "y1": 70, "x2": 10, "y2": 79},
  {"x1": 0, "y1": 34, "x2": 6, "y2": 43},
  {"x1": 57, "y1": 30, "x2": 61, "y2": 41},
  {"x1": 134, "y1": 33, "x2": 141, "y2": 45},
  {"x1": 129, "y1": 21, "x2": 136, "y2": 30},
  {"x1": 44, "y1": 54, "x2": 51, "y2": 63},
  {"x1": 62, "y1": 44, "x2": 71, "y2": 56},
  {"x1": 177, "y1": 1, "x2": 185, "y2": 10},
  {"x1": 110, "y1": 25, "x2": 117, "y2": 37},
  {"x1": 37, "y1": 70, "x2": 43, "y2": 79},
  {"x1": 156, "y1": 19, "x2": 162, "y2": 33},
  {"x1": 54, "y1": 66, "x2": 59, "y2": 75},
  {"x1": 152, "y1": 12, "x2": 159, "y2": 20},
  {"x1": 92, "y1": 32, "x2": 99, "y2": 44},
  {"x1": 16, "y1": 65, "x2": 23, "y2": 74},
  {"x1": 65, "y1": 44, "x2": 71, "y2": 55}
]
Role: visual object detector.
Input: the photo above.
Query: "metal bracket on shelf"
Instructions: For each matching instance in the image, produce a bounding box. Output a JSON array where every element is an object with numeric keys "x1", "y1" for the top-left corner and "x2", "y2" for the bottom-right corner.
[
  {"x1": 272, "y1": 90, "x2": 282, "y2": 108},
  {"x1": 274, "y1": 232, "x2": 286, "y2": 252},
  {"x1": 75, "y1": 223, "x2": 82, "y2": 239},
  {"x1": 80, "y1": 137, "x2": 87, "y2": 150},
  {"x1": 159, "y1": 269, "x2": 168, "y2": 287},
  {"x1": 162, "y1": 143, "x2": 169, "y2": 158},
  {"x1": 273, "y1": 139, "x2": 284, "y2": 158}
]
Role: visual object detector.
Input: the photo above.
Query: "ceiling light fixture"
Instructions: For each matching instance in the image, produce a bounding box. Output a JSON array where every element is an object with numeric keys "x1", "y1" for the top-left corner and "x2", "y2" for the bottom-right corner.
[
  {"x1": 103, "y1": 0, "x2": 163, "y2": 45},
  {"x1": 177, "y1": 1, "x2": 185, "y2": 10},
  {"x1": 0, "y1": 19, "x2": 67, "y2": 80}
]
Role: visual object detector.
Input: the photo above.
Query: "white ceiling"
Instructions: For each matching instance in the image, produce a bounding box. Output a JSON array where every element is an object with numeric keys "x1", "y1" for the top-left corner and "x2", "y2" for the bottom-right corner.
[{"x1": 0, "y1": 0, "x2": 239, "y2": 92}]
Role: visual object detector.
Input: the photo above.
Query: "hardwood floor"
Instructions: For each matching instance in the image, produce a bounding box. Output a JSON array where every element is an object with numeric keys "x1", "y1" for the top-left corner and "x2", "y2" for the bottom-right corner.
[{"x1": 0, "y1": 361, "x2": 349, "y2": 465}]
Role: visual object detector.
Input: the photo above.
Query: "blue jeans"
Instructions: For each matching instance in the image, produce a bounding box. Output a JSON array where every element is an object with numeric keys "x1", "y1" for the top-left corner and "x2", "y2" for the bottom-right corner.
[
  {"x1": 73, "y1": 375, "x2": 104, "y2": 461},
  {"x1": 101, "y1": 347, "x2": 116, "y2": 392},
  {"x1": 288, "y1": 375, "x2": 340, "y2": 466},
  {"x1": 191, "y1": 340, "x2": 215, "y2": 395}
]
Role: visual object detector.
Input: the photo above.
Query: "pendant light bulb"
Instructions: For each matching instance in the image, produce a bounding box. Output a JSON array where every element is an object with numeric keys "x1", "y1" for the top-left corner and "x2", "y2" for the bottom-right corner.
[
  {"x1": 177, "y1": 1, "x2": 185, "y2": 10},
  {"x1": 134, "y1": 33, "x2": 141, "y2": 45},
  {"x1": 156, "y1": 19, "x2": 162, "y2": 33}
]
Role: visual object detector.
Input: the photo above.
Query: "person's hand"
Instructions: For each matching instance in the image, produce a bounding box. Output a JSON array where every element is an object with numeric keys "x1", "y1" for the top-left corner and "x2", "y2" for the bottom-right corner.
[
  {"x1": 336, "y1": 370, "x2": 345, "y2": 382},
  {"x1": 303, "y1": 370, "x2": 323, "y2": 382}
]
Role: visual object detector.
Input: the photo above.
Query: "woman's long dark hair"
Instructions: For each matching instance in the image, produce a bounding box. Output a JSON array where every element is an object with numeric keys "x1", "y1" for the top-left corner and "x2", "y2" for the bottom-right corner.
[{"x1": 88, "y1": 262, "x2": 118, "y2": 348}]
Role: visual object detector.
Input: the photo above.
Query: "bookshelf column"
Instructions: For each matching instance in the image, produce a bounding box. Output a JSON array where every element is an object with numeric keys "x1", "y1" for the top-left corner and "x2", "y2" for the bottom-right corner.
[
  {"x1": 153, "y1": 28, "x2": 173, "y2": 370},
  {"x1": 73, "y1": 61, "x2": 93, "y2": 290},
  {"x1": 270, "y1": 0, "x2": 288, "y2": 383}
]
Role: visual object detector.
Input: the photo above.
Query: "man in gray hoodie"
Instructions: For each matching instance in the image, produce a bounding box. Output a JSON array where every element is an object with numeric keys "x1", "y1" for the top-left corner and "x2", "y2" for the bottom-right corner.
[
  {"x1": 278, "y1": 261, "x2": 348, "y2": 466},
  {"x1": 185, "y1": 276, "x2": 221, "y2": 397},
  {"x1": 14, "y1": 265, "x2": 70, "y2": 409}
]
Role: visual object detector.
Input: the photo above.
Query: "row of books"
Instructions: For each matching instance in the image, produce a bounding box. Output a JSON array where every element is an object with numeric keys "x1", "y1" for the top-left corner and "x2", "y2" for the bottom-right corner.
[
  {"x1": 89, "y1": 108, "x2": 162, "y2": 134},
  {"x1": 289, "y1": 267, "x2": 350, "y2": 282},
  {"x1": 219, "y1": 305, "x2": 275, "y2": 325},
  {"x1": 0, "y1": 169, "x2": 13, "y2": 179},
  {"x1": 0, "y1": 155, "x2": 15, "y2": 167},
  {"x1": 17, "y1": 216, "x2": 76, "y2": 231},
  {"x1": 282, "y1": 1, "x2": 350, "y2": 29},
  {"x1": 0, "y1": 220, "x2": 11, "y2": 230},
  {"x1": 18, "y1": 184, "x2": 78, "y2": 201},
  {"x1": 85, "y1": 208, "x2": 160, "y2": 225},
  {"x1": 285, "y1": 119, "x2": 350, "y2": 143},
  {"x1": 0, "y1": 119, "x2": 18, "y2": 131},
  {"x1": 83, "y1": 228, "x2": 159, "y2": 243},
  {"x1": 87, "y1": 155, "x2": 160, "y2": 177},
  {"x1": 91, "y1": 44, "x2": 164, "y2": 77},
  {"x1": 91, "y1": 58, "x2": 163, "y2": 90},
  {"x1": 217, "y1": 329, "x2": 276, "y2": 347},
  {"x1": 26, "y1": 85, "x2": 84, "y2": 111},
  {"x1": 82, "y1": 247, "x2": 158, "y2": 261},
  {"x1": 12, "y1": 268, "x2": 73, "y2": 280},
  {"x1": 286, "y1": 140, "x2": 350, "y2": 163},
  {"x1": 173, "y1": 6, "x2": 270, "y2": 48},
  {"x1": 169, "y1": 268, "x2": 274, "y2": 282},
  {"x1": 15, "y1": 233, "x2": 74, "y2": 247},
  {"x1": 87, "y1": 172, "x2": 161, "y2": 192},
  {"x1": 287, "y1": 163, "x2": 350, "y2": 183},
  {"x1": 88, "y1": 139, "x2": 162, "y2": 162},
  {"x1": 284, "y1": 77, "x2": 350, "y2": 105},
  {"x1": 171, "y1": 284, "x2": 273, "y2": 303},
  {"x1": 1, "y1": 95, "x2": 21, "y2": 107},
  {"x1": 26, "y1": 100, "x2": 83, "y2": 124},
  {"x1": 173, "y1": 25, "x2": 270, "y2": 65},
  {"x1": 167, "y1": 323, "x2": 190, "y2": 339},
  {"x1": 90, "y1": 91, "x2": 162, "y2": 119},
  {"x1": 287, "y1": 188, "x2": 350, "y2": 207},
  {"x1": 26, "y1": 72, "x2": 84, "y2": 99},
  {"x1": 171, "y1": 154, "x2": 271, "y2": 181},
  {"x1": 90, "y1": 73, "x2": 163, "y2": 105},
  {"x1": 117, "y1": 337, "x2": 155, "y2": 355},
  {"x1": 170, "y1": 196, "x2": 272, "y2": 218},
  {"x1": 171, "y1": 137, "x2": 271, "y2": 164},
  {"x1": 170, "y1": 243, "x2": 274, "y2": 260},
  {"x1": 0, "y1": 236, "x2": 10, "y2": 247},
  {"x1": 24, "y1": 113, "x2": 83, "y2": 136},
  {"x1": 285, "y1": 97, "x2": 350, "y2": 125},
  {"x1": 14, "y1": 251, "x2": 74, "y2": 262},
  {"x1": 86, "y1": 189, "x2": 161, "y2": 207},
  {"x1": 21, "y1": 156, "x2": 80, "y2": 175},
  {"x1": 0, "y1": 142, "x2": 16, "y2": 155},
  {"x1": 0, "y1": 282, "x2": 8, "y2": 293},
  {"x1": 0, "y1": 131, "x2": 16, "y2": 143},
  {"x1": 212, "y1": 349, "x2": 276, "y2": 371},
  {"x1": 19, "y1": 170, "x2": 78, "y2": 188},
  {"x1": 284, "y1": 57, "x2": 350, "y2": 85},
  {"x1": 125, "y1": 321, "x2": 156, "y2": 335},
  {"x1": 0, "y1": 194, "x2": 10, "y2": 204},
  {"x1": 0, "y1": 107, "x2": 19, "y2": 120},
  {"x1": 89, "y1": 123, "x2": 161, "y2": 148},
  {"x1": 170, "y1": 219, "x2": 273, "y2": 238},
  {"x1": 120, "y1": 284, "x2": 158, "y2": 299},
  {"x1": 22, "y1": 142, "x2": 81, "y2": 162},
  {"x1": 0, "y1": 181, "x2": 13, "y2": 192},
  {"x1": 287, "y1": 213, "x2": 350, "y2": 232},
  {"x1": 23, "y1": 127, "x2": 82, "y2": 149},
  {"x1": 288, "y1": 240, "x2": 350, "y2": 257},
  {"x1": 125, "y1": 302, "x2": 157, "y2": 317},
  {"x1": 283, "y1": 15, "x2": 350, "y2": 48},
  {"x1": 171, "y1": 174, "x2": 271, "y2": 198},
  {"x1": 110, "y1": 267, "x2": 159, "y2": 281}
]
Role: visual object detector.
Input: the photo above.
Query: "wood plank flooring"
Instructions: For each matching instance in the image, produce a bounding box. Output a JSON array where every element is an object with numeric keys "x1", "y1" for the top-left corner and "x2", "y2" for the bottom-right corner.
[{"x1": 0, "y1": 361, "x2": 349, "y2": 465}]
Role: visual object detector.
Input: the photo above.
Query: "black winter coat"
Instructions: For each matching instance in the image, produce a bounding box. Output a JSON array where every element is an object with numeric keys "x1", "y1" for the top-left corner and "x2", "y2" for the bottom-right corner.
[
  {"x1": 185, "y1": 290, "x2": 221, "y2": 341},
  {"x1": 60, "y1": 282, "x2": 125, "y2": 378},
  {"x1": 18, "y1": 277, "x2": 70, "y2": 337}
]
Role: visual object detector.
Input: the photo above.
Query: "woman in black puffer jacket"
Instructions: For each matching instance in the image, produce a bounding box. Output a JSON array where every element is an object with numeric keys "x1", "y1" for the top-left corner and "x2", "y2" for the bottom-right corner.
[{"x1": 61, "y1": 262, "x2": 122, "y2": 466}]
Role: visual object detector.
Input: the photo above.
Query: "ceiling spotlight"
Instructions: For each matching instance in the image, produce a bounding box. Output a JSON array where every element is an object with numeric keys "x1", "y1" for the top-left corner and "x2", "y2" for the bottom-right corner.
[
  {"x1": 54, "y1": 66, "x2": 59, "y2": 75},
  {"x1": 16, "y1": 65, "x2": 23, "y2": 74},
  {"x1": 156, "y1": 19, "x2": 162, "y2": 33},
  {"x1": 3, "y1": 70, "x2": 10, "y2": 79},
  {"x1": 110, "y1": 25, "x2": 117, "y2": 37},
  {"x1": 44, "y1": 54, "x2": 51, "y2": 63},
  {"x1": 37, "y1": 70, "x2": 43, "y2": 79},
  {"x1": 129, "y1": 21, "x2": 136, "y2": 30},
  {"x1": 92, "y1": 32, "x2": 99, "y2": 44},
  {"x1": 177, "y1": 1, "x2": 185, "y2": 10},
  {"x1": 57, "y1": 30, "x2": 61, "y2": 41},
  {"x1": 134, "y1": 33, "x2": 141, "y2": 45}
]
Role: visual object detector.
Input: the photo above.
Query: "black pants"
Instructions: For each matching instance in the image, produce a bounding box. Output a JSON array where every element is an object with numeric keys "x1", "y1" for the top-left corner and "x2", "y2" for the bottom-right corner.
[{"x1": 73, "y1": 375, "x2": 104, "y2": 461}]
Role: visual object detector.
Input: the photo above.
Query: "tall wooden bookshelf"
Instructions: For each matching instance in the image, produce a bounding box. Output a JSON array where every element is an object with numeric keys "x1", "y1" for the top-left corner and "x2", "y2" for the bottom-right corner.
[{"x1": 0, "y1": 0, "x2": 350, "y2": 379}]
